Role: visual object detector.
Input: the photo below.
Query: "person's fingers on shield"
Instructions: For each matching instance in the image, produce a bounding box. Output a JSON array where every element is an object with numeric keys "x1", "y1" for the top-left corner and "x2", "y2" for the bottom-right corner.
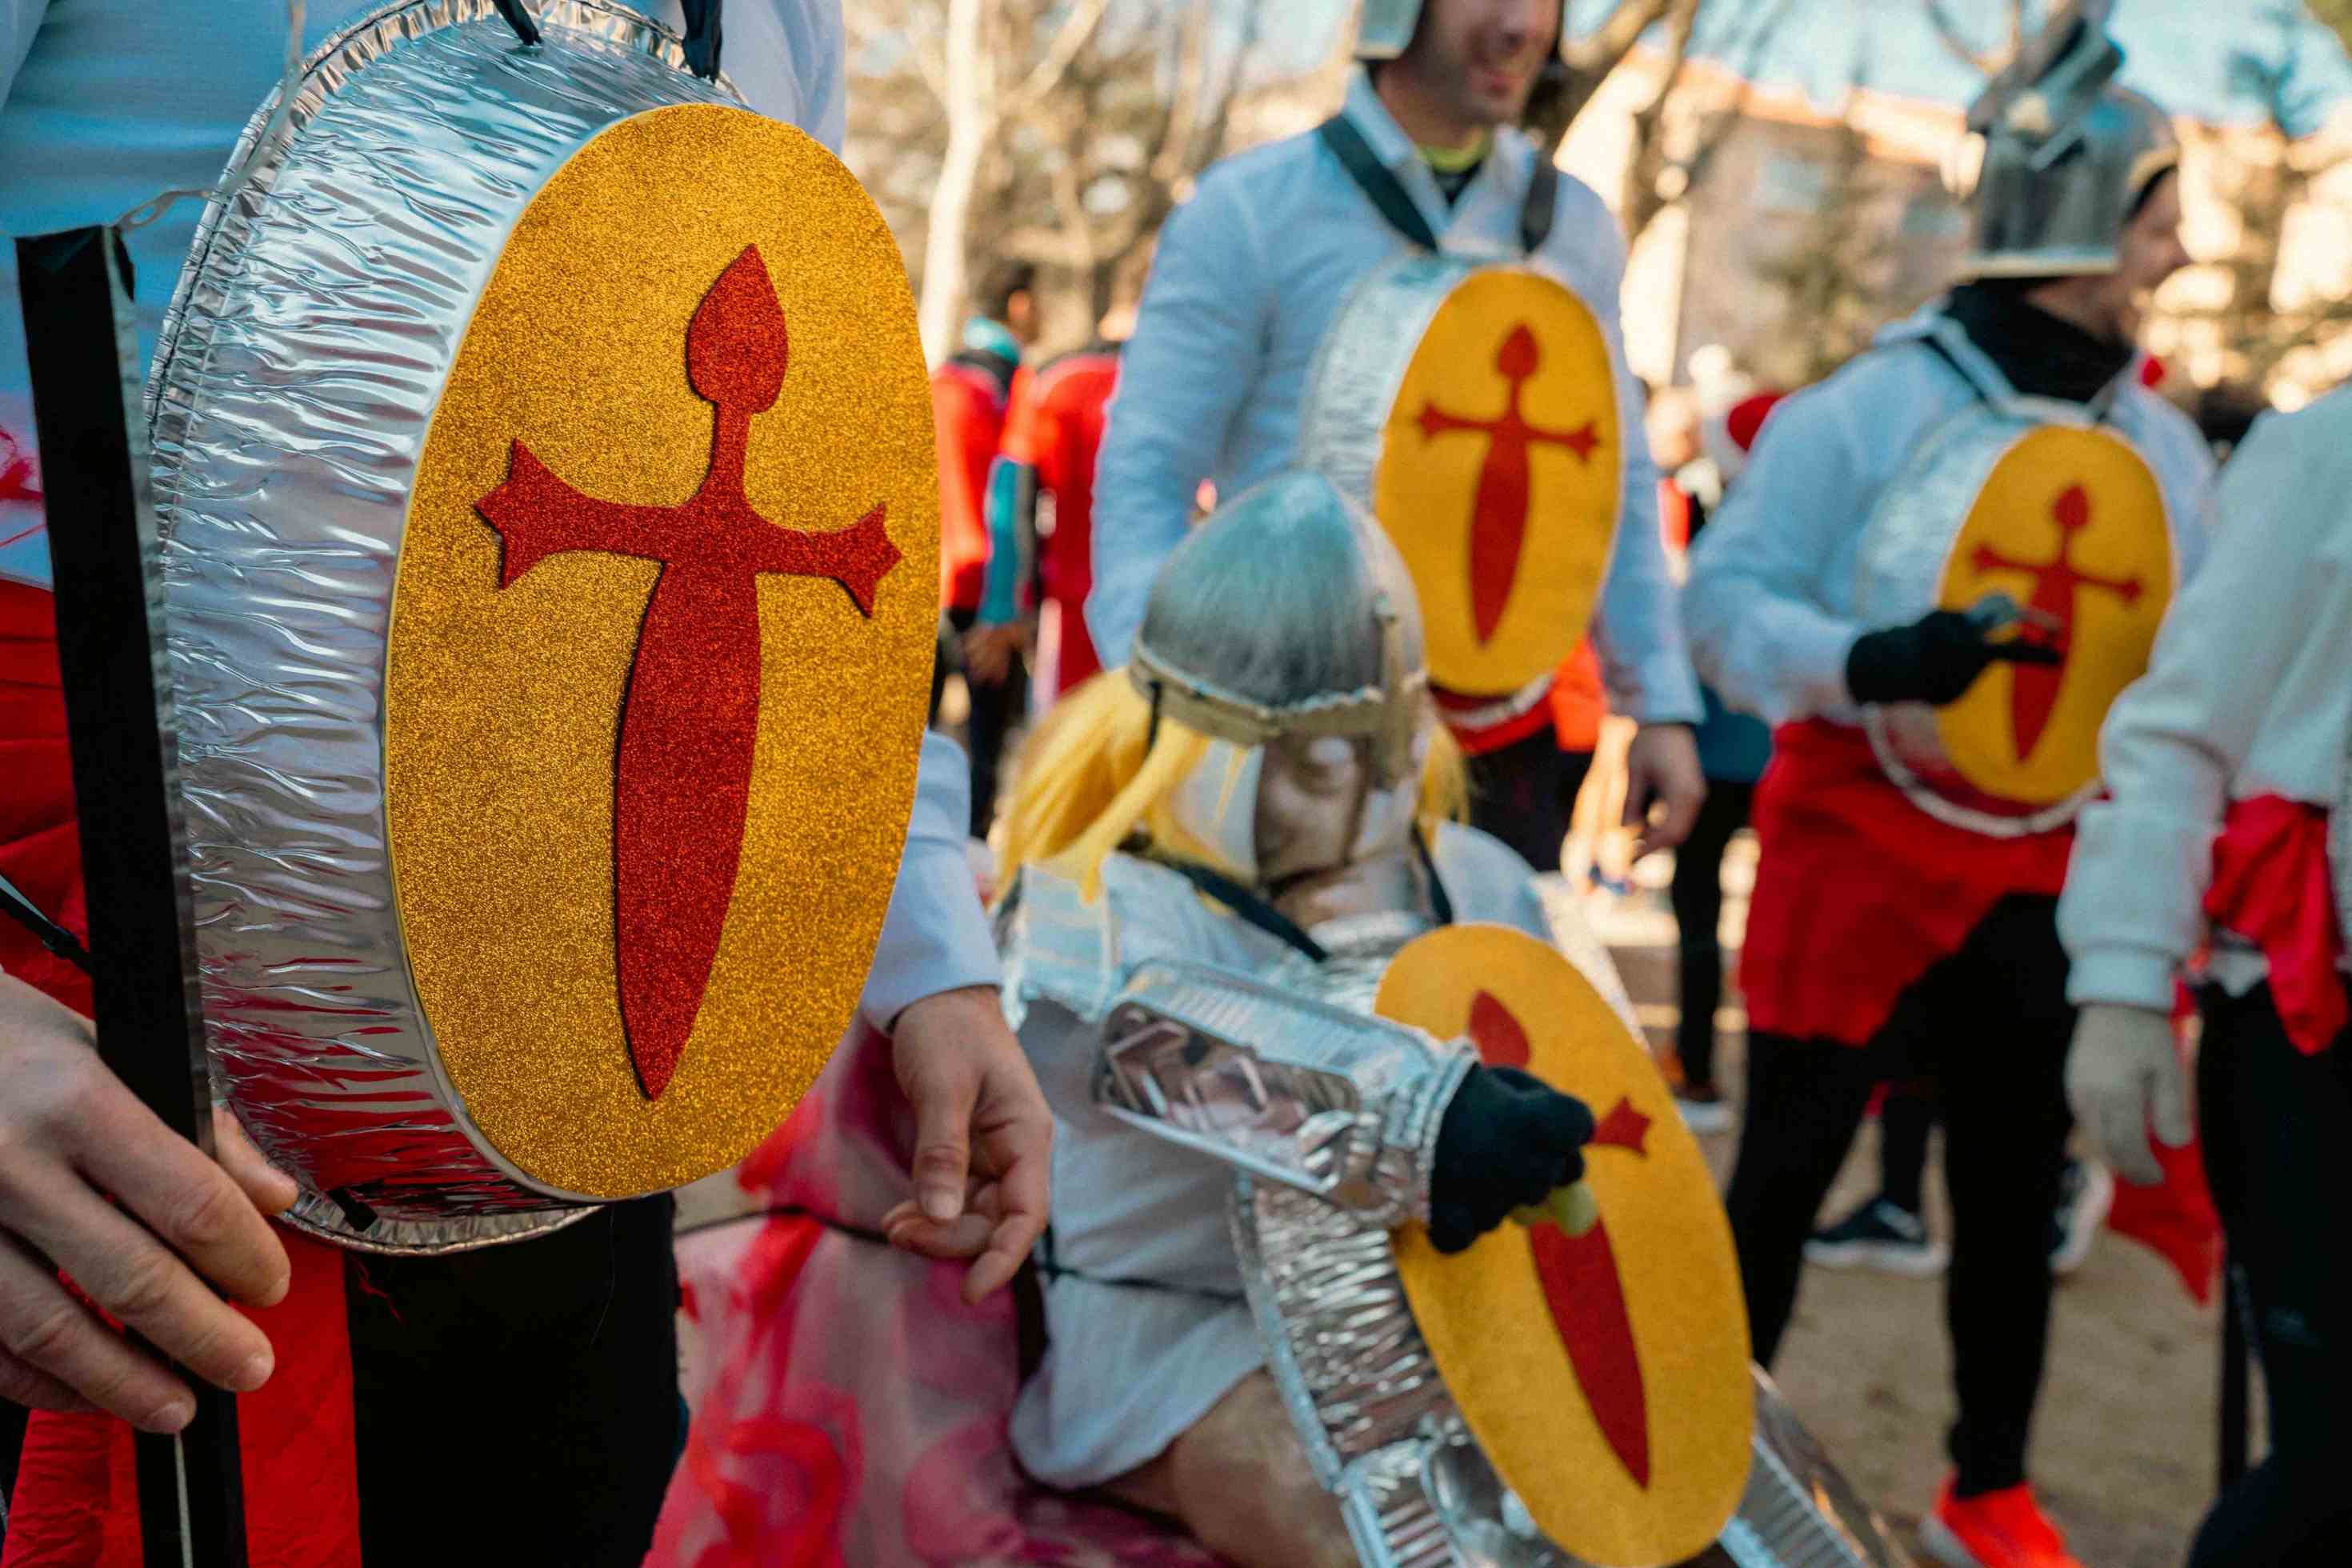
[
  {"x1": 0, "y1": 976, "x2": 288, "y2": 1423},
  {"x1": 0, "y1": 1234, "x2": 182, "y2": 1429},
  {"x1": 212, "y1": 1104, "x2": 302, "y2": 1218}
]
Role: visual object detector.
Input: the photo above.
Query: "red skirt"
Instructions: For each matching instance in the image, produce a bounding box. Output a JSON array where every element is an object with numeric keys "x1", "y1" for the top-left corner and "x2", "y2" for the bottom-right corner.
[{"x1": 1738, "y1": 719, "x2": 2073, "y2": 1048}]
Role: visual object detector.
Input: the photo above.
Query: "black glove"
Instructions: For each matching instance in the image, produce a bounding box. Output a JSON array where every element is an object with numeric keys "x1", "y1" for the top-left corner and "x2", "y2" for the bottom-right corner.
[
  {"x1": 1845, "y1": 607, "x2": 2061, "y2": 707},
  {"x1": 1427, "y1": 1065, "x2": 1594, "y2": 1255}
]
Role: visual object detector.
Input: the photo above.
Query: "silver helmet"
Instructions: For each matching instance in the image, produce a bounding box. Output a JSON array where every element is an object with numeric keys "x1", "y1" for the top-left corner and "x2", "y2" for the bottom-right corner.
[
  {"x1": 1131, "y1": 470, "x2": 1428, "y2": 790},
  {"x1": 1948, "y1": 0, "x2": 2179, "y2": 280},
  {"x1": 1355, "y1": 0, "x2": 1566, "y2": 62}
]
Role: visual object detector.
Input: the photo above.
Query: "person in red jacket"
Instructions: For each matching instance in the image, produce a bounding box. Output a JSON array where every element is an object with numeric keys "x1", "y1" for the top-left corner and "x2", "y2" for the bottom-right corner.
[
  {"x1": 968, "y1": 329, "x2": 1122, "y2": 709},
  {"x1": 930, "y1": 261, "x2": 1040, "y2": 836}
]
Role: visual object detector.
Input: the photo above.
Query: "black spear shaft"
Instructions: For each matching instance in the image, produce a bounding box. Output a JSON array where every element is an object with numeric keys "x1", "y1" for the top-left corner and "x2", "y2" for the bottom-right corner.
[{"x1": 16, "y1": 225, "x2": 250, "y2": 1568}]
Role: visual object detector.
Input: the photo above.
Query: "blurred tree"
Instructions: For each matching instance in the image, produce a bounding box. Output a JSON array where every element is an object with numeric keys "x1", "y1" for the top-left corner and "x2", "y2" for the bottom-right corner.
[
  {"x1": 1744, "y1": 122, "x2": 1906, "y2": 385},
  {"x1": 849, "y1": 0, "x2": 1338, "y2": 362}
]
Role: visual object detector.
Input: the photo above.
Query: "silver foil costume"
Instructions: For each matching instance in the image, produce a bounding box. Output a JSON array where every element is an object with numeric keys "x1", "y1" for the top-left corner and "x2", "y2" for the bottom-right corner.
[
  {"x1": 150, "y1": 2, "x2": 747, "y2": 1252},
  {"x1": 1000, "y1": 474, "x2": 1908, "y2": 1566}
]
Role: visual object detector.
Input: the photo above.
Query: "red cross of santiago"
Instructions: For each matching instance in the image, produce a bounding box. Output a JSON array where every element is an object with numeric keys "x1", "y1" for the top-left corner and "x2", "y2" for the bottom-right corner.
[
  {"x1": 1468, "y1": 991, "x2": 1655, "y2": 1488},
  {"x1": 1415, "y1": 321, "x2": 1600, "y2": 646},
  {"x1": 1970, "y1": 482, "x2": 2143, "y2": 762},
  {"x1": 476, "y1": 245, "x2": 900, "y2": 1100}
]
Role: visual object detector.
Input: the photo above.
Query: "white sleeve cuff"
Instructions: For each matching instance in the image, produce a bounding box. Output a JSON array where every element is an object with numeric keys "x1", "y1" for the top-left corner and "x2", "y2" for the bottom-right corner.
[
  {"x1": 858, "y1": 836, "x2": 1002, "y2": 1033},
  {"x1": 2064, "y1": 948, "x2": 2181, "y2": 1014}
]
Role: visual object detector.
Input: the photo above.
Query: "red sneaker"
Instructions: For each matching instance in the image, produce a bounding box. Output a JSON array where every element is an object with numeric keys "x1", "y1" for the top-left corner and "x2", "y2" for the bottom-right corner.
[{"x1": 1918, "y1": 1478, "x2": 2082, "y2": 1568}]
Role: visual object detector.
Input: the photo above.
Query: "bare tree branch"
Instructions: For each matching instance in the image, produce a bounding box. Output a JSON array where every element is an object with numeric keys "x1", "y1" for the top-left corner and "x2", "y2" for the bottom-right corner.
[
  {"x1": 1003, "y1": 0, "x2": 1117, "y2": 117},
  {"x1": 1923, "y1": 0, "x2": 2003, "y2": 75},
  {"x1": 1563, "y1": 0, "x2": 1676, "y2": 75}
]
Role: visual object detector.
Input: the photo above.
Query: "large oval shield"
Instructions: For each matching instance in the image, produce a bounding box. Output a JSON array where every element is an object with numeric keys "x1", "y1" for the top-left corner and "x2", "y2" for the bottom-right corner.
[
  {"x1": 1856, "y1": 408, "x2": 2173, "y2": 834},
  {"x1": 1302, "y1": 257, "x2": 1622, "y2": 698},
  {"x1": 150, "y1": 6, "x2": 934, "y2": 1240},
  {"x1": 1383, "y1": 926, "x2": 1751, "y2": 1567}
]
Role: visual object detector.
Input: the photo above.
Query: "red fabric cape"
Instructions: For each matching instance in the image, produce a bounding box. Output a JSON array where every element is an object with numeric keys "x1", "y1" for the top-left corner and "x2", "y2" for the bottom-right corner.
[{"x1": 1738, "y1": 718, "x2": 2074, "y2": 1047}]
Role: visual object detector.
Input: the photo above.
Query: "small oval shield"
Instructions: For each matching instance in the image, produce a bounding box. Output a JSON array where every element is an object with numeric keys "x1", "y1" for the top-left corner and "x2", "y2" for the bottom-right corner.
[{"x1": 1383, "y1": 924, "x2": 1751, "y2": 1567}]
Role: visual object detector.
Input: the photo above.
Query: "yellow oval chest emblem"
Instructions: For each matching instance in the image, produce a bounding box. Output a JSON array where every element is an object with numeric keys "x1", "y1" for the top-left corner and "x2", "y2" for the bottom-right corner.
[
  {"x1": 1934, "y1": 425, "x2": 2172, "y2": 809},
  {"x1": 1373, "y1": 270, "x2": 1622, "y2": 697},
  {"x1": 385, "y1": 106, "x2": 938, "y2": 1198}
]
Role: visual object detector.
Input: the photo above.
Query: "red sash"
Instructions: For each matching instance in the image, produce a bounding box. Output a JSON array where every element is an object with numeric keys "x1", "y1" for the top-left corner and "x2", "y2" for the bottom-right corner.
[
  {"x1": 2204, "y1": 794, "x2": 2347, "y2": 1055},
  {"x1": 1739, "y1": 719, "x2": 2073, "y2": 1047}
]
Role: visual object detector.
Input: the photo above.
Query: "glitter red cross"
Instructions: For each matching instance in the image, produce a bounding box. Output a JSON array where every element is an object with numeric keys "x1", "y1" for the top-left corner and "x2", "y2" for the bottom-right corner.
[
  {"x1": 476, "y1": 245, "x2": 899, "y2": 1100},
  {"x1": 1969, "y1": 482, "x2": 2144, "y2": 761},
  {"x1": 1415, "y1": 323, "x2": 1599, "y2": 646},
  {"x1": 1467, "y1": 990, "x2": 1653, "y2": 1488}
]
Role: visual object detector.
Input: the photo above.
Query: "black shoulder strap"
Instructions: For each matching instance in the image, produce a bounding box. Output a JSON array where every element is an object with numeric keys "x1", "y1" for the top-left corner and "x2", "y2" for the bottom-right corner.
[
  {"x1": 1414, "y1": 828, "x2": 1457, "y2": 927},
  {"x1": 1320, "y1": 113, "x2": 1561, "y2": 259},
  {"x1": 1318, "y1": 114, "x2": 1440, "y2": 252},
  {"x1": 1150, "y1": 855, "x2": 1331, "y2": 965},
  {"x1": 1520, "y1": 154, "x2": 1559, "y2": 254}
]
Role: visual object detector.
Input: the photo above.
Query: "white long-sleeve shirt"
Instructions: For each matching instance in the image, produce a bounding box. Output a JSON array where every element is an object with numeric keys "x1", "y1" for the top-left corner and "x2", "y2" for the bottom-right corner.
[
  {"x1": 1685, "y1": 309, "x2": 2215, "y2": 730},
  {"x1": 1085, "y1": 66, "x2": 1701, "y2": 726},
  {"x1": 2061, "y1": 390, "x2": 2352, "y2": 1012},
  {"x1": 0, "y1": 0, "x2": 998, "y2": 1021}
]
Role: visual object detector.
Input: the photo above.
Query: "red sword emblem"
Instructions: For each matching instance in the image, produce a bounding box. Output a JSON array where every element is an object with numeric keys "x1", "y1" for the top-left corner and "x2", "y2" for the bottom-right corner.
[
  {"x1": 1467, "y1": 990, "x2": 1653, "y2": 1488},
  {"x1": 1969, "y1": 482, "x2": 2144, "y2": 762},
  {"x1": 1414, "y1": 322, "x2": 1599, "y2": 646},
  {"x1": 476, "y1": 246, "x2": 901, "y2": 1100}
]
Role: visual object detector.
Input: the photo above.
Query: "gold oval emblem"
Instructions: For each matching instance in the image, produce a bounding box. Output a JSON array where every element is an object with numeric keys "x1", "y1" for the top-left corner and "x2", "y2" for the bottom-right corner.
[
  {"x1": 386, "y1": 106, "x2": 938, "y2": 1198},
  {"x1": 1934, "y1": 425, "x2": 2172, "y2": 810},
  {"x1": 1373, "y1": 270, "x2": 1622, "y2": 697}
]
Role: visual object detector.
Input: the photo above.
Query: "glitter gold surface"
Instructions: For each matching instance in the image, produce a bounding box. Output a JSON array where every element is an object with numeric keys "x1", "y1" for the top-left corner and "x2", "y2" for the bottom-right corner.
[
  {"x1": 386, "y1": 106, "x2": 936, "y2": 1198},
  {"x1": 1374, "y1": 270, "x2": 1622, "y2": 697},
  {"x1": 1934, "y1": 426, "x2": 2172, "y2": 807},
  {"x1": 1385, "y1": 926, "x2": 1751, "y2": 1566}
]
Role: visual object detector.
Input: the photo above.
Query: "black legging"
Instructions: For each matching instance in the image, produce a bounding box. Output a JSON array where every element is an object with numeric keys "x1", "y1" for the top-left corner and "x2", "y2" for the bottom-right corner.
[
  {"x1": 1724, "y1": 895, "x2": 2073, "y2": 1498},
  {"x1": 1465, "y1": 728, "x2": 1569, "y2": 873},
  {"x1": 2190, "y1": 985, "x2": 2352, "y2": 1566},
  {"x1": 930, "y1": 607, "x2": 1026, "y2": 838},
  {"x1": 1667, "y1": 778, "x2": 1753, "y2": 1090}
]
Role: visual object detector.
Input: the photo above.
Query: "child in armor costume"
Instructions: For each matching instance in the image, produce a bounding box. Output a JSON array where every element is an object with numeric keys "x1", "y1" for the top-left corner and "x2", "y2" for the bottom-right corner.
[
  {"x1": 991, "y1": 471, "x2": 1604, "y2": 1568},
  {"x1": 1682, "y1": 10, "x2": 2211, "y2": 1564},
  {"x1": 2060, "y1": 385, "x2": 2352, "y2": 1563}
]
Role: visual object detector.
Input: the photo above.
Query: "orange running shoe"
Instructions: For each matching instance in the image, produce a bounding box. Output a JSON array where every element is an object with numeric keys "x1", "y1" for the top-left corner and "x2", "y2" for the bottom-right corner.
[{"x1": 1918, "y1": 1477, "x2": 2084, "y2": 1568}]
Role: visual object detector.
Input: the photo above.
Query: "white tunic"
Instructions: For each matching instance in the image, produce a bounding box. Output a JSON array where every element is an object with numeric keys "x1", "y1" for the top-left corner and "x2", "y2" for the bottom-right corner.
[
  {"x1": 1085, "y1": 66, "x2": 1701, "y2": 727},
  {"x1": 2061, "y1": 389, "x2": 2352, "y2": 1010},
  {"x1": 1002, "y1": 823, "x2": 1630, "y2": 1488}
]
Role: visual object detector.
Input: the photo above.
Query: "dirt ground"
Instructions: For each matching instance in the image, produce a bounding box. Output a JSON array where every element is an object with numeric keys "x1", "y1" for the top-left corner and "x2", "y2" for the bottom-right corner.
[{"x1": 1577, "y1": 840, "x2": 2224, "y2": 1568}]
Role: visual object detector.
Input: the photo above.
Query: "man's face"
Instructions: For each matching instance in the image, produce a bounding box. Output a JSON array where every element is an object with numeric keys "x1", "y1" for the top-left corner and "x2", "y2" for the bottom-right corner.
[
  {"x1": 2112, "y1": 170, "x2": 2191, "y2": 330},
  {"x1": 1396, "y1": 0, "x2": 1559, "y2": 130},
  {"x1": 1254, "y1": 735, "x2": 1368, "y2": 885}
]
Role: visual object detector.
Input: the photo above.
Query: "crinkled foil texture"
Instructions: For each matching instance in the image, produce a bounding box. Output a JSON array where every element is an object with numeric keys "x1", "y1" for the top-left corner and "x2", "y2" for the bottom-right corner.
[
  {"x1": 1231, "y1": 929, "x2": 1908, "y2": 1566},
  {"x1": 147, "y1": 1, "x2": 733, "y2": 1251},
  {"x1": 1295, "y1": 251, "x2": 1459, "y2": 528}
]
